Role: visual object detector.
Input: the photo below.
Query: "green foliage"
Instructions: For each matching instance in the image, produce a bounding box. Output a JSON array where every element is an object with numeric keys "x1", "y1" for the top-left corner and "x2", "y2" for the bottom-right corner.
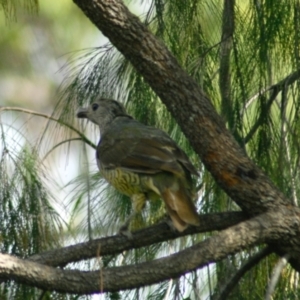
[
  {"x1": 0, "y1": 0, "x2": 38, "y2": 20},
  {"x1": 0, "y1": 123, "x2": 63, "y2": 298},
  {"x1": 0, "y1": 147, "x2": 59, "y2": 255}
]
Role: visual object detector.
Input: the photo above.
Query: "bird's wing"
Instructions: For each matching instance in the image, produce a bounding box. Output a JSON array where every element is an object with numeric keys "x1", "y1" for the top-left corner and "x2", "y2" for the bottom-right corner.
[{"x1": 97, "y1": 118, "x2": 198, "y2": 176}]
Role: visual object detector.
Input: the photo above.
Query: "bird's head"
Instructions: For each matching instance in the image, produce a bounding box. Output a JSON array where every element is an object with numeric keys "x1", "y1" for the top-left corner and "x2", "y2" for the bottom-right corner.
[{"x1": 77, "y1": 98, "x2": 128, "y2": 132}]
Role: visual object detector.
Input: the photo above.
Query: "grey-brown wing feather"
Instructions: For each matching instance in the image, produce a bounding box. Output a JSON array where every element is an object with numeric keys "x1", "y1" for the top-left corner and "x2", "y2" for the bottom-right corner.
[{"x1": 97, "y1": 117, "x2": 198, "y2": 176}]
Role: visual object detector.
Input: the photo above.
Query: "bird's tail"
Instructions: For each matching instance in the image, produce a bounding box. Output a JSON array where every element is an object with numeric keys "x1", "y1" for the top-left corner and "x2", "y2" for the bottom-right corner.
[{"x1": 161, "y1": 182, "x2": 200, "y2": 232}]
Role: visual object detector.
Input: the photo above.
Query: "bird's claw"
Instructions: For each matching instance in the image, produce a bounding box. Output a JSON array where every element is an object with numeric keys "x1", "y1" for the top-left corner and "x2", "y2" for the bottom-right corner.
[{"x1": 118, "y1": 224, "x2": 133, "y2": 239}]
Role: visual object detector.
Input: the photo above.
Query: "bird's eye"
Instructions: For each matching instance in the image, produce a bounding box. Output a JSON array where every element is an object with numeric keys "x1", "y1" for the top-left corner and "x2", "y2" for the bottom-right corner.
[{"x1": 92, "y1": 103, "x2": 99, "y2": 111}]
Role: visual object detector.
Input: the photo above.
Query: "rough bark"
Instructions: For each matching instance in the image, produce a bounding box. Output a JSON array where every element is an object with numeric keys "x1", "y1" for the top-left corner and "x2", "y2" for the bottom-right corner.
[
  {"x1": 0, "y1": 209, "x2": 299, "y2": 294},
  {"x1": 30, "y1": 212, "x2": 246, "y2": 267}
]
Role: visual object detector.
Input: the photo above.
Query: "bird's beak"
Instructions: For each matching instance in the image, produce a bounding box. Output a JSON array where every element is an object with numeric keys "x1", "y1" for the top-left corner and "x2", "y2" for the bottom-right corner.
[{"x1": 76, "y1": 107, "x2": 89, "y2": 118}]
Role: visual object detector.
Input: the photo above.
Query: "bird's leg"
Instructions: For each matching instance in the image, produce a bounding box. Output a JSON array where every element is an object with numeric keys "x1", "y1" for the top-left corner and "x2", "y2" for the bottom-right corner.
[
  {"x1": 118, "y1": 211, "x2": 136, "y2": 239},
  {"x1": 119, "y1": 194, "x2": 146, "y2": 238}
]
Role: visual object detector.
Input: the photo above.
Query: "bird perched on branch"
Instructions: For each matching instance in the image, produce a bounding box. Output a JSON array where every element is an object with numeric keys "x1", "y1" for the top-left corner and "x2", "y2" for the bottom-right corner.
[{"x1": 77, "y1": 98, "x2": 200, "y2": 233}]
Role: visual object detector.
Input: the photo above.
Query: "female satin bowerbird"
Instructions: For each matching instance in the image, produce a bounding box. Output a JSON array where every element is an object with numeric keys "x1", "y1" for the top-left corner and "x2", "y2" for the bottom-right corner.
[{"x1": 77, "y1": 98, "x2": 200, "y2": 234}]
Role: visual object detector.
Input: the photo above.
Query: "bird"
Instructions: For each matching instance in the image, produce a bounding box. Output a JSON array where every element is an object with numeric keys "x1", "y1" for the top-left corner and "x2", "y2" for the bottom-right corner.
[{"x1": 77, "y1": 98, "x2": 200, "y2": 233}]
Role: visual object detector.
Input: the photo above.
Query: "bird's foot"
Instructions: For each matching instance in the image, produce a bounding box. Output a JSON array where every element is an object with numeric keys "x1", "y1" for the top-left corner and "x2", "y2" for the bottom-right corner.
[
  {"x1": 118, "y1": 224, "x2": 133, "y2": 239},
  {"x1": 161, "y1": 216, "x2": 177, "y2": 232}
]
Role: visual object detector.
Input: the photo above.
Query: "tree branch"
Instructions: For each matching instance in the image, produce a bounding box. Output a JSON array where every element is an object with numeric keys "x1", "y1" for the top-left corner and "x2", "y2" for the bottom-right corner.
[
  {"x1": 219, "y1": 0, "x2": 234, "y2": 123},
  {"x1": 265, "y1": 254, "x2": 290, "y2": 300},
  {"x1": 0, "y1": 106, "x2": 96, "y2": 150},
  {"x1": 30, "y1": 212, "x2": 247, "y2": 267},
  {"x1": 241, "y1": 68, "x2": 300, "y2": 115},
  {"x1": 243, "y1": 69, "x2": 300, "y2": 144},
  {"x1": 1, "y1": 209, "x2": 298, "y2": 295}
]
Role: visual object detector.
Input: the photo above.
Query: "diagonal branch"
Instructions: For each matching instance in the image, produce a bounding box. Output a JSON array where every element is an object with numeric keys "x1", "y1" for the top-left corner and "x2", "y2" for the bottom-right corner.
[
  {"x1": 30, "y1": 211, "x2": 247, "y2": 267},
  {"x1": 0, "y1": 209, "x2": 298, "y2": 295},
  {"x1": 265, "y1": 254, "x2": 290, "y2": 300},
  {"x1": 241, "y1": 68, "x2": 300, "y2": 115},
  {"x1": 243, "y1": 69, "x2": 300, "y2": 144},
  {"x1": 212, "y1": 246, "x2": 273, "y2": 300}
]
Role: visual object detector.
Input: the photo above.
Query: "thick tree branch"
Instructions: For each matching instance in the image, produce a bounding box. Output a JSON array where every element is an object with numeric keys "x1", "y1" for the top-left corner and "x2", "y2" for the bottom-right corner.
[
  {"x1": 30, "y1": 212, "x2": 247, "y2": 267},
  {"x1": 1, "y1": 209, "x2": 299, "y2": 294},
  {"x1": 73, "y1": 0, "x2": 288, "y2": 216}
]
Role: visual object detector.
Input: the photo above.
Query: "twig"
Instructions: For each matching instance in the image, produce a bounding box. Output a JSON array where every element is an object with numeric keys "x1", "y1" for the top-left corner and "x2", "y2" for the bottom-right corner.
[
  {"x1": 275, "y1": 94, "x2": 299, "y2": 206},
  {"x1": 212, "y1": 246, "x2": 272, "y2": 300},
  {"x1": 42, "y1": 138, "x2": 84, "y2": 159},
  {"x1": 219, "y1": 0, "x2": 234, "y2": 122},
  {"x1": 241, "y1": 69, "x2": 300, "y2": 117},
  {"x1": 244, "y1": 69, "x2": 300, "y2": 144},
  {"x1": 0, "y1": 106, "x2": 96, "y2": 150},
  {"x1": 38, "y1": 290, "x2": 47, "y2": 300},
  {"x1": 265, "y1": 254, "x2": 290, "y2": 300},
  {"x1": 244, "y1": 87, "x2": 278, "y2": 144}
]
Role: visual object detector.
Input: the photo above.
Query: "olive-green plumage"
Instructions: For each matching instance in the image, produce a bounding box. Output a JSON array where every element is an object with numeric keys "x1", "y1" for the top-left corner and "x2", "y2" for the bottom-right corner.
[{"x1": 77, "y1": 98, "x2": 200, "y2": 232}]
